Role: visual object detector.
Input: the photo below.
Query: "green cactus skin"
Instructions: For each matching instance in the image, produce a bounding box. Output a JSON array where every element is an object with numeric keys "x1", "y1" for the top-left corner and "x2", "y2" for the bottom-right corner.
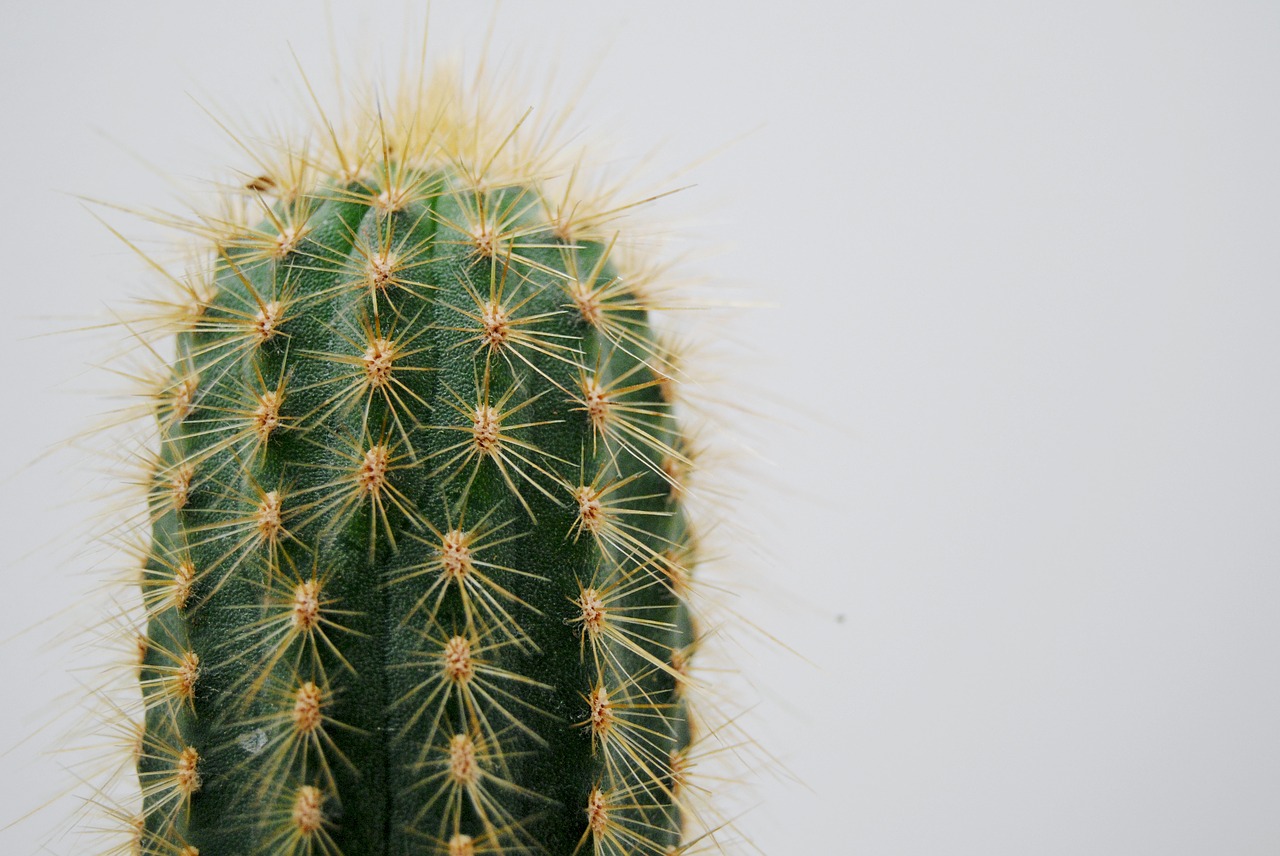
[{"x1": 131, "y1": 74, "x2": 704, "y2": 856}]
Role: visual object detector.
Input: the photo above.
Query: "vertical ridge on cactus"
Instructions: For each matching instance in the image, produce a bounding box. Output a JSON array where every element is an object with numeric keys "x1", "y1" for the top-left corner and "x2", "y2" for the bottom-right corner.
[{"x1": 92, "y1": 48, "x2": 734, "y2": 856}]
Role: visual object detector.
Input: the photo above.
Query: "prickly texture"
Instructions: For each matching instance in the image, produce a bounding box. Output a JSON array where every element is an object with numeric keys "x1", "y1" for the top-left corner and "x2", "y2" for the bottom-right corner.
[{"x1": 136, "y1": 135, "x2": 700, "y2": 853}]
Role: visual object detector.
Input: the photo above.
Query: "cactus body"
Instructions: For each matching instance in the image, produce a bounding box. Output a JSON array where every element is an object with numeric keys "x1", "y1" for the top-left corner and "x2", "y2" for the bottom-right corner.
[{"x1": 133, "y1": 77, "x2": 702, "y2": 856}]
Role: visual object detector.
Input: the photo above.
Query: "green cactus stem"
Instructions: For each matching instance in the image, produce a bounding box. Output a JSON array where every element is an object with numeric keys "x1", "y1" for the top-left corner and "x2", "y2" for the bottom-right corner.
[{"x1": 130, "y1": 68, "x2": 705, "y2": 856}]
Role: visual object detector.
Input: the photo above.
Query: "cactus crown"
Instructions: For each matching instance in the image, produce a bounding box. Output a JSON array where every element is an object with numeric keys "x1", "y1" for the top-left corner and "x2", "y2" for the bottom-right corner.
[{"x1": 94, "y1": 53, "x2": 733, "y2": 856}]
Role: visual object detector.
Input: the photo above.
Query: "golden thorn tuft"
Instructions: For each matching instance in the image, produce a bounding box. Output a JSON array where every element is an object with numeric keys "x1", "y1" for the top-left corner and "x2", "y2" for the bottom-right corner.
[
  {"x1": 670, "y1": 647, "x2": 691, "y2": 694},
  {"x1": 173, "y1": 559, "x2": 195, "y2": 610},
  {"x1": 581, "y1": 376, "x2": 609, "y2": 432},
  {"x1": 375, "y1": 186, "x2": 408, "y2": 212},
  {"x1": 292, "y1": 785, "x2": 324, "y2": 836},
  {"x1": 254, "y1": 301, "x2": 283, "y2": 342},
  {"x1": 575, "y1": 485, "x2": 604, "y2": 534},
  {"x1": 471, "y1": 405, "x2": 501, "y2": 454},
  {"x1": 661, "y1": 455, "x2": 687, "y2": 501},
  {"x1": 368, "y1": 251, "x2": 396, "y2": 290},
  {"x1": 176, "y1": 746, "x2": 201, "y2": 797},
  {"x1": 363, "y1": 337, "x2": 395, "y2": 388},
  {"x1": 569, "y1": 279, "x2": 602, "y2": 326},
  {"x1": 170, "y1": 375, "x2": 199, "y2": 422},
  {"x1": 480, "y1": 301, "x2": 511, "y2": 349},
  {"x1": 256, "y1": 490, "x2": 284, "y2": 541},
  {"x1": 588, "y1": 684, "x2": 613, "y2": 739},
  {"x1": 169, "y1": 463, "x2": 195, "y2": 510},
  {"x1": 177, "y1": 651, "x2": 200, "y2": 701},
  {"x1": 275, "y1": 226, "x2": 300, "y2": 256},
  {"x1": 669, "y1": 747, "x2": 689, "y2": 794},
  {"x1": 441, "y1": 530, "x2": 473, "y2": 580},
  {"x1": 292, "y1": 681, "x2": 323, "y2": 735},
  {"x1": 253, "y1": 390, "x2": 282, "y2": 439},
  {"x1": 291, "y1": 578, "x2": 321, "y2": 631},
  {"x1": 576, "y1": 587, "x2": 608, "y2": 638},
  {"x1": 356, "y1": 444, "x2": 390, "y2": 497},
  {"x1": 586, "y1": 786, "x2": 609, "y2": 837},
  {"x1": 448, "y1": 733, "x2": 478, "y2": 786},
  {"x1": 442, "y1": 635, "x2": 474, "y2": 684},
  {"x1": 471, "y1": 223, "x2": 498, "y2": 257}
]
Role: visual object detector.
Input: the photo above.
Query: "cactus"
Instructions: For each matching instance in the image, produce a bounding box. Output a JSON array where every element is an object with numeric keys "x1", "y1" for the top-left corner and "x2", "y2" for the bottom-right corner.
[{"x1": 117, "y1": 60, "x2": 720, "y2": 856}]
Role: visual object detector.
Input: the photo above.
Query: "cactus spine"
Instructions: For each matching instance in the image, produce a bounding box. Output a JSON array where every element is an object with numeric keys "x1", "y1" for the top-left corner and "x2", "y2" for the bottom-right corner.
[{"x1": 127, "y1": 65, "x2": 710, "y2": 856}]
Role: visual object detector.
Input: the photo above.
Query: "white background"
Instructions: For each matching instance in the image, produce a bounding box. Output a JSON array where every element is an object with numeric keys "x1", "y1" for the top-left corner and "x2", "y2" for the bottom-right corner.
[{"x1": 2, "y1": 1, "x2": 1280, "y2": 853}]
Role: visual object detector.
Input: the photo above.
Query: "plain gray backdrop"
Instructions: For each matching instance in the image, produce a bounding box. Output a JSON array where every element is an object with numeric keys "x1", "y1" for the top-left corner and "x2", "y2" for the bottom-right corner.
[{"x1": 2, "y1": 1, "x2": 1279, "y2": 853}]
